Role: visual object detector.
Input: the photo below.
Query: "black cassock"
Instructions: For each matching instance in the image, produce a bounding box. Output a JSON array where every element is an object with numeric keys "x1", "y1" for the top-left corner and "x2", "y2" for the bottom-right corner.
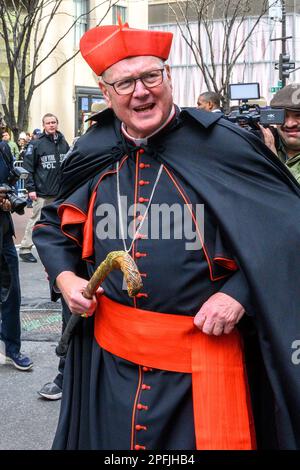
[{"x1": 34, "y1": 108, "x2": 300, "y2": 449}]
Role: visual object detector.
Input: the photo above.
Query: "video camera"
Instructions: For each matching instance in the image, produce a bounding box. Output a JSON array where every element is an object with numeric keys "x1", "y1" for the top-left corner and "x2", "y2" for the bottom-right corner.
[
  {"x1": 0, "y1": 166, "x2": 29, "y2": 215},
  {"x1": 226, "y1": 82, "x2": 285, "y2": 130}
]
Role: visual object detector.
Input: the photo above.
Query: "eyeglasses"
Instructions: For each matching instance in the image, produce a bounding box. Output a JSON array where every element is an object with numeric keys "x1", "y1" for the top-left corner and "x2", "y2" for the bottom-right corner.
[{"x1": 103, "y1": 68, "x2": 165, "y2": 95}]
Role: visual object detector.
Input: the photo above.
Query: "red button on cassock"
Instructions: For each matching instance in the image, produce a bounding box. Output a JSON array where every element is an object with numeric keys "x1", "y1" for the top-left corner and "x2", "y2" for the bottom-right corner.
[
  {"x1": 142, "y1": 384, "x2": 151, "y2": 390},
  {"x1": 135, "y1": 425, "x2": 147, "y2": 431},
  {"x1": 137, "y1": 403, "x2": 148, "y2": 410},
  {"x1": 136, "y1": 293, "x2": 148, "y2": 298},
  {"x1": 139, "y1": 163, "x2": 150, "y2": 169},
  {"x1": 139, "y1": 197, "x2": 150, "y2": 203}
]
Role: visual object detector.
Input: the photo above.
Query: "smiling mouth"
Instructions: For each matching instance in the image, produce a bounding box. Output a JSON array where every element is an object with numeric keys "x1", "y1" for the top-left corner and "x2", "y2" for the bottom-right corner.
[
  {"x1": 133, "y1": 104, "x2": 155, "y2": 112},
  {"x1": 285, "y1": 132, "x2": 300, "y2": 137}
]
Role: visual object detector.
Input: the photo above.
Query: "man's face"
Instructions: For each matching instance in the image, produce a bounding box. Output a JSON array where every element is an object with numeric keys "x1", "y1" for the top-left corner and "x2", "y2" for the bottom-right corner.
[
  {"x1": 277, "y1": 110, "x2": 300, "y2": 152},
  {"x1": 99, "y1": 56, "x2": 173, "y2": 138},
  {"x1": 43, "y1": 116, "x2": 58, "y2": 135},
  {"x1": 197, "y1": 96, "x2": 211, "y2": 111},
  {"x1": 2, "y1": 132, "x2": 10, "y2": 141}
]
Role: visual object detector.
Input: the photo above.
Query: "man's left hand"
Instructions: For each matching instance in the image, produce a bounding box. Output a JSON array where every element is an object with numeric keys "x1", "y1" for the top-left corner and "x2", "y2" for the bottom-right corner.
[
  {"x1": 194, "y1": 292, "x2": 245, "y2": 336},
  {"x1": 259, "y1": 125, "x2": 278, "y2": 155}
]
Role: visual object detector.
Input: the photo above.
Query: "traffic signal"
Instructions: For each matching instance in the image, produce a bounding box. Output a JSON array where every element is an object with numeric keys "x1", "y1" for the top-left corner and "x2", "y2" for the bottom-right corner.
[{"x1": 279, "y1": 53, "x2": 292, "y2": 80}]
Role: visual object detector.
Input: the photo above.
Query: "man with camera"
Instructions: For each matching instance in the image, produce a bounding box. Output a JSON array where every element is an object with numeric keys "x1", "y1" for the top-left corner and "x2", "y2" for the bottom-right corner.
[
  {"x1": 0, "y1": 140, "x2": 33, "y2": 371},
  {"x1": 260, "y1": 83, "x2": 300, "y2": 182}
]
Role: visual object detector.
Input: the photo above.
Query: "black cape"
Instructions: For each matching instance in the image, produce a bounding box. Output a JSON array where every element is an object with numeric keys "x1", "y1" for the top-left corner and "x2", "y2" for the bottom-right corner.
[{"x1": 37, "y1": 107, "x2": 300, "y2": 448}]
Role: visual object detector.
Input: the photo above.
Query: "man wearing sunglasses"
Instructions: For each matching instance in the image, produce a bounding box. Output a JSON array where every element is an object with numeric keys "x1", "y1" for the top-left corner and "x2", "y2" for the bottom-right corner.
[{"x1": 34, "y1": 22, "x2": 300, "y2": 450}]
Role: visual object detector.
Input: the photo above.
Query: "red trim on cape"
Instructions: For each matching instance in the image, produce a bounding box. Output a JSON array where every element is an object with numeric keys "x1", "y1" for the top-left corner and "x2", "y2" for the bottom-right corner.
[
  {"x1": 82, "y1": 155, "x2": 129, "y2": 260},
  {"x1": 33, "y1": 223, "x2": 50, "y2": 231},
  {"x1": 213, "y1": 256, "x2": 238, "y2": 271},
  {"x1": 130, "y1": 366, "x2": 143, "y2": 450},
  {"x1": 57, "y1": 156, "x2": 129, "y2": 258},
  {"x1": 58, "y1": 203, "x2": 87, "y2": 246},
  {"x1": 163, "y1": 166, "x2": 233, "y2": 281}
]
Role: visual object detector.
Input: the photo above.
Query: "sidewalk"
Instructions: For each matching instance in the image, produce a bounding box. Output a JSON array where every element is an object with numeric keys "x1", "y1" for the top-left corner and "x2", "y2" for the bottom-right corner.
[
  {"x1": 0, "y1": 208, "x2": 61, "y2": 450},
  {"x1": 14, "y1": 207, "x2": 62, "y2": 341}
]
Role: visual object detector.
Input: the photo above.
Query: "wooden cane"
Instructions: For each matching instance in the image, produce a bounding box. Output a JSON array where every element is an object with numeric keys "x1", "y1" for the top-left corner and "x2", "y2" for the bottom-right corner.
[{"x1": 55, "y1": 251, "x2": 143, "y2": 357}]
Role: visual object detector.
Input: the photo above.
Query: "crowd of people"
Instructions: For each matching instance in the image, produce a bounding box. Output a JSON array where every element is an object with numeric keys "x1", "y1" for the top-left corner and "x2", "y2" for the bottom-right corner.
[
  {"x1": 1, "y1": 20, "x2": 300, "y2": 451},
  {"x1": 1, "y1": 128, "x2": 42, "y2": 161}
]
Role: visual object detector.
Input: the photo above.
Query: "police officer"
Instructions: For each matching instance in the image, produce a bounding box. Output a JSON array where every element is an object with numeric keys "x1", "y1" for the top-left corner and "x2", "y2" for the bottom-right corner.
[{"x1": 19, "y1": 113, "x2": 69, "y2": 262}]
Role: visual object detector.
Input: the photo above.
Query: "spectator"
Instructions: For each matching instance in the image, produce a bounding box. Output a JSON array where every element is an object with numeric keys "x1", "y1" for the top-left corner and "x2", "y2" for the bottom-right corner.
[
  {"x1": 19, "y1": 113, "x2": 69, "y2": 263},
  {"x1": 17, "y1": 132, "x2": 28, "y2": 160},
  {"x1": 32, "y1": 128, "x2": 42, "y2": 141},
  {"x1": 1, "y1": 131, "x2": 20, "y2": 160},
  {"x1": 88, "y1": 102, "x2": 107, "y2": 126},
  {"x1": 197, "y1": 91, "x2": 223, "y2": 113},
  {"x1": 0, "y1": 141, "x2": 33, "y2": 371}
]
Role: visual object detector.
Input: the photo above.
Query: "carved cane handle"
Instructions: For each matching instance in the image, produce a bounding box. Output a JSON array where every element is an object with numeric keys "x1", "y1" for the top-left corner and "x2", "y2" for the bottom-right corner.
[{"x1": 82, "y1": 250, "x2": 143, "y2": 299}]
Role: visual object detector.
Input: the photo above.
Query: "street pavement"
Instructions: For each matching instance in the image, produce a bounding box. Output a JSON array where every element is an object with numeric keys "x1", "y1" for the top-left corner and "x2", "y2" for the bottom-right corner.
[{"x1": 0, "y1": 208, "x2": 61, "y2": 450}]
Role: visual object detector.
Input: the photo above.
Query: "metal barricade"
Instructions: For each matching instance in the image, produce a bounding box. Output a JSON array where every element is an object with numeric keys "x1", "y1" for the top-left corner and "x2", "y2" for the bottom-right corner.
[{"x1": 13, "y1": 159, "x2": 27, "y2": 198}]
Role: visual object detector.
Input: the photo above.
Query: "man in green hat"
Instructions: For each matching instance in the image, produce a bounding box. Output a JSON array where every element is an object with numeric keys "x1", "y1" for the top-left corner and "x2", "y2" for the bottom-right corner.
[{"x1": 262, "y1": 83, "x2": 300, "y2": 183}]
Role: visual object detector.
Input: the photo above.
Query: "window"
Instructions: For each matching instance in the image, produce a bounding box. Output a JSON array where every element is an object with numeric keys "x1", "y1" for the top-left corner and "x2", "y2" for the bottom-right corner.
[
  {"x1": 75, "y1": 86, "x2": 106, "y2": 135},
  {"x1": 112, "y1": 5, "x2": 127, "y2": 25},
  {"x1": 74, "y1": 0, "x2": 89, "y2": 47}
]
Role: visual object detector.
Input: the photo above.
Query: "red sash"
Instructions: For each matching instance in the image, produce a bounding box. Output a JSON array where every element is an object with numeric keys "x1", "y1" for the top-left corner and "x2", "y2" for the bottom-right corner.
[{"x1": 94, "y1": 295, "x2": 256, "y2": 450}]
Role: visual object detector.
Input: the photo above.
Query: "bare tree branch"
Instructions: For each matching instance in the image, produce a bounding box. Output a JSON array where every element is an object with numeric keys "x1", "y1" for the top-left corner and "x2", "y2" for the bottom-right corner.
[
  {"x1": 25, "y1": 0, "x2": 117, "y2": 81},
  {"x1": 169, "y1": 0, "x2": 274, "y2": 110},
  {"x1": 0, "y1": 0, "x2": 118, "y2": 139}
]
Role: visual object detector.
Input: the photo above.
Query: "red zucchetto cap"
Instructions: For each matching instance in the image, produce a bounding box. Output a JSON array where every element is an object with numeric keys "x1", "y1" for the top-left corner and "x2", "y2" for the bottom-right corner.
[{"x1": 80, "y1": 19, "x2": 173, "y2": 76}]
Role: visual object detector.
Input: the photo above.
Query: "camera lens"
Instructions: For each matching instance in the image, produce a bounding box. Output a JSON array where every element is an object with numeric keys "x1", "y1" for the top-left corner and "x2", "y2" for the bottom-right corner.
[{"x1": 6, "y1": 192, "x2": 27, "y2": 215}]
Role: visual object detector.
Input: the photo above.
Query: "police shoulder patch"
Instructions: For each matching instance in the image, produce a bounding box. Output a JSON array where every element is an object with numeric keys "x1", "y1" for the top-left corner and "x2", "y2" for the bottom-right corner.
[{"x1": 25, "y1": 144, "x2": 33, "y2": 156}]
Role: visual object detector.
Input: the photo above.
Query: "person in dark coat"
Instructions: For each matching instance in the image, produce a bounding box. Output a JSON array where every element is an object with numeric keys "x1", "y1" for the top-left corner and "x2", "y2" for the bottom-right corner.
[
  {"x1": 197, "y1": 91, "x2": 223, "y2": 113},
  {"x1": 33, "y1": 22, "x2": 300, "y2": 450},
  {"x1": 0, "y1": 141, "x2": 33, "y2": 371},
  {"x1": 19, "y1": 113, "x2": 69, "y2": 263}
]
